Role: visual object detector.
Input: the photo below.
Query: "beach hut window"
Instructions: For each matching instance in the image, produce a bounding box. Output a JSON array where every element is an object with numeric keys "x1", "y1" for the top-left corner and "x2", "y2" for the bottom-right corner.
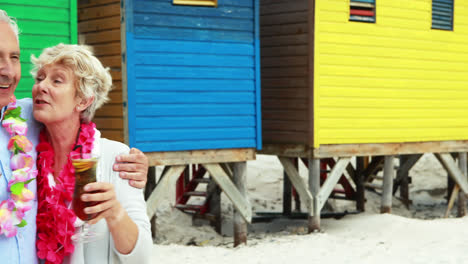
[
  {"x1": 173, "y1": 0, "x2": 218, "y2": 7},
  {"x1": 432, "y1": 0, "x2": 454, "y2": 31},
  {"x1": 349, "y1": 0, "x2": 376, "y2": 23}
]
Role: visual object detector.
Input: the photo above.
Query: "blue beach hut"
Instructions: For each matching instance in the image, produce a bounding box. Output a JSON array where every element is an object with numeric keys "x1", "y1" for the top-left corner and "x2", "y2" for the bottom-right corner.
[
  {"x1": 122, "y1": 0, "x2": 261, "y2": 154},
  {"x1": 119, "y1": 0, "x2": 260, "y2": 244}
]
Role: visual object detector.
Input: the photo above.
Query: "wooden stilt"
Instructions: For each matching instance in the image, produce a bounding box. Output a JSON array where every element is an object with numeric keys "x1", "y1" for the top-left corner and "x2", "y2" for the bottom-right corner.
[
  {"x1": 283, "y1": 170, "x2": 292, "y2": 216},
  {"x1": 309, "y1": 158, "x2": 320, "y2": 232},
  {"x1": 355, "y1": 157, "x2": 365, "y2": 212},
  {"x1": 204, "y1": 164, "x2": 252, "y2": 223},
  {"x1": 398, "y1": 155, "x2": 410, "y2": 207},
  {"x1": 278, "y1": 157, "x2": 313, "y2": 211},
  {"x1": 316, "y1": 158, "x2": 351, "y2": 210},
  {"x1": 381, "y1": 156, "x2": 394, "y2": 213},
  {"x1": 146, "y1": 165, "x2": 187, "y2": 219},
  {"x1": 207, "y1": 176, "x2": 222, "y2": 233},
  {"x1": 363, "y1": 156, "x2": 384, "y2": 182},
  {"x1": 447, "y1": 174, "x2": 455, "y2": 203},
  {"x1": 144, "y1": 166, "x2": 157, "y2": 239},
  {"x1": 445, "y1": 184, "x2": 459, "y2": 218},
  {"x1": 293, "y1": 158, "x2": 301, "y2": 212},
  {"x1": 232, "y1": 162, "x2": 248, "y2": 247},
  {"x1": 436, "y1": 153, "x2": 468, "y2": 194},
  {"x1": 394, "y1": 154, "x2": 421, "y2": 207},
  {"x1": 457, "y1": 153, "x2": 467, "y2": 217}
]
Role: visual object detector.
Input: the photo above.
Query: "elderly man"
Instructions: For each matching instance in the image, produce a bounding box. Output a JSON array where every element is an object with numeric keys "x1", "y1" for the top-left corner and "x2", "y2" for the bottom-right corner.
[{"x1": 0, "y1": 9, "x2": 149, "y2": 264}]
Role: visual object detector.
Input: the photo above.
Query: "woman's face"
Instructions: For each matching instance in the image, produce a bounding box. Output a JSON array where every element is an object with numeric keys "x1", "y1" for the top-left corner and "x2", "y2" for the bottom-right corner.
[{"x1": 32, "y1": 63, "x2": 81, "y2": 125}]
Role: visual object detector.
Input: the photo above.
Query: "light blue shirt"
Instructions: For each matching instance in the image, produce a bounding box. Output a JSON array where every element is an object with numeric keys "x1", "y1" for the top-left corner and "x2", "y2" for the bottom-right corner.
[{"x1": 0, "y1": 98, "x2": 40, "y2": 264}]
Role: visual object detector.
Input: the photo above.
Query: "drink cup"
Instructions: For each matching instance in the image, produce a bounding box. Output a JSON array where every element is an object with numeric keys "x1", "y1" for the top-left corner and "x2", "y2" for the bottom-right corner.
[{"x1": 71, "y1": 153, "x2": 98, "y2": 221}]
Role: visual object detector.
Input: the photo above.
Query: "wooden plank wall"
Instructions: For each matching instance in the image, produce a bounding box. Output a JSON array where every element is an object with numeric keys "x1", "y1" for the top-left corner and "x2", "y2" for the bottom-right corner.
[
  {"x1": 0, "y1": 0, "x2": 75, "y2": 99},
  {"x1": 126, "y1": 0, "x2": 259, "y2": 152},
  {"x1": 314, "y1": 0, "x2": 468, "y2": 147},
  {"x1": 260, "y1": 0, "x2": 310, "y2": 145},
  {"x1": 78, "y1": 0, "x2": 124, "y2": 142}
]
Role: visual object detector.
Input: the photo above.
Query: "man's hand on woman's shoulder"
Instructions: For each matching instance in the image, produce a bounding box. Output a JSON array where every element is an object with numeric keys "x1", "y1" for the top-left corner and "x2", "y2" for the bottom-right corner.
[{"x1": 113, "y1": 148, "x2": 149, "y2": 189}]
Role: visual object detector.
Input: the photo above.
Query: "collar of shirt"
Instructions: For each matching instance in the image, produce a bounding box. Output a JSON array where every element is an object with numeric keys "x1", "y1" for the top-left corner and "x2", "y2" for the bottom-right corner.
[{"x1": 0, "y1": 105, "x2": 5, "y2": 122}]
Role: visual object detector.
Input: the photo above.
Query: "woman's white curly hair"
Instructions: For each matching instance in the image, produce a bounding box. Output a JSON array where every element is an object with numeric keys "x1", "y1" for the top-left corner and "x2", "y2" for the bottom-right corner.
[{"x1": 31, "y1": 43, "x2": 112, "y2": 123}]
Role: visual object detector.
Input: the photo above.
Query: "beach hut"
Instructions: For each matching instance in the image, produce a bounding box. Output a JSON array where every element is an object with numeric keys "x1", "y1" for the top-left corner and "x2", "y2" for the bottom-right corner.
[
  {"x1": 0, "y1": 0, "x2": 77, "y2": 99},
  {"x1": 78, "y1": 0, "x2": 261, "y2": 245},
  {"x1": 260, "y1": 0, "x2": 468, "y2": 230}
]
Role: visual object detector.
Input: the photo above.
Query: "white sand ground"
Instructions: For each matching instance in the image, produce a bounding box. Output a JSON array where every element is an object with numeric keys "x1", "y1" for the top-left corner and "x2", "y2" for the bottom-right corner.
[{"x1": 149, "y1": 154, "x2": 468, "y2": 263}]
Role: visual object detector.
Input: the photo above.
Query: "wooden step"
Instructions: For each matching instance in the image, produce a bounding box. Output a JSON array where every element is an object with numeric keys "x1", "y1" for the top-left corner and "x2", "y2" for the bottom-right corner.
[
  {"x1": 365, "y1": 182, "x2": 382, "y2": 190},
  {"x1": 183, "y1": 191, "x2": 207, "y2": 197},
  {"x1": 193, "y1": 178, "x2": 211, "y2": 184},
  {"x1": 175, "y1": 204, "x2": 204, "y2": 212}
]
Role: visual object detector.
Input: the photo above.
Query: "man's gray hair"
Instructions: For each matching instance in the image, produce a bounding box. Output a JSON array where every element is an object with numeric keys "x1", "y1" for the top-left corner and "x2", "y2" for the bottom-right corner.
[{"x1": 0, "y1": 9, "x2": 20, "y2": 40}]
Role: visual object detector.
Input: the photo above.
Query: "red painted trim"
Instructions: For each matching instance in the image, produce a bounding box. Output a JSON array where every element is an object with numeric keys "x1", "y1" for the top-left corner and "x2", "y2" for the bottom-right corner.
[{"x1": 350, "y1": 9, "x2": 374, "y2": 17}]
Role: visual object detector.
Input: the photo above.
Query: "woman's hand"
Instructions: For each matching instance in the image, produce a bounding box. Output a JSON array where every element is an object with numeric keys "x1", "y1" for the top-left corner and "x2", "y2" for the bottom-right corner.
[
  {"x1": 82, "y1": 182, "x2": 140, "y2": 255},
  {"x1": 81, "y1": 182, "x2": 125, "y2": 226}
]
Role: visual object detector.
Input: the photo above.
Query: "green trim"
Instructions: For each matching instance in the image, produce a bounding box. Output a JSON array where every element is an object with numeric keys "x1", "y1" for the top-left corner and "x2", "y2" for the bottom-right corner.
[{"x1": 69, "y1": 0, "x2": 77, "y2": 44}]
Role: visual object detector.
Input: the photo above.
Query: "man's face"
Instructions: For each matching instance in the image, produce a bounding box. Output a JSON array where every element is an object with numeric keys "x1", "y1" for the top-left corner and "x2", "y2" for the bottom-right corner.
[{"x1": 0, "y1": 22, "x2": 21, "y2": 108}]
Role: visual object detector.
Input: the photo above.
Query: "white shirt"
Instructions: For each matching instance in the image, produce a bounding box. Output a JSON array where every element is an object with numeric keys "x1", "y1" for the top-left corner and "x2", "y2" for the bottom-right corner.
[{"x1": 64, "y1": 138, "x2": 152, "y2": 264}]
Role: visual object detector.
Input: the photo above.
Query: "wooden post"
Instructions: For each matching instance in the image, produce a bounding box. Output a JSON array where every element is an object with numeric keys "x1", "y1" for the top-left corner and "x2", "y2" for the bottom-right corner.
[
  {"x1": 355, "y1": 157, "x2": 365, "y2": 212},
  {"x1": 293, "y1": 158, "x2": 301, "y2": 212},
  {"x1": 278, "y1": 157, "x2": 313, "y2": 216},
  {"x1": 445, "y1": 184, "x2": 459, "y2": 218},
  {"x1": 381, "y1": 156, "x2": 394, "y2": 213},
  {"x1": 207, "y1": 175, "x2": 222, "y2": 233},
  {"x1": 146, "y1": 165, "x2": 187, "y2": 219},
  {"x1": 447, "y1": 172, "x2": 455, "y2": 202},
  {"x1": 458, "y1": 152, "x2": 467, "y2": 217},
  {"x1": 436, "y1": 153, "x2": 468, "y2": 194},
  {"x1": 232, "y1": 162, "x2": 248, "y2": 246},
  {"x1": 317, "y1": 158, "x2": 351, "y2": 210},
  {"x1": 398, "y1": 155, "x2": 410, "y2": 207},
  {"x1": 144, "y1": 166, "x2": 157, "y2": 239},
  {"x1": 309, "y1": 158, "x2": 320, "y2": 232},
  {"x1": 204, "y1": 164, "x2": 252, "y2": 222},
  {"x1": 283, "y1": 170, "x2": 292, "y2": 216}
]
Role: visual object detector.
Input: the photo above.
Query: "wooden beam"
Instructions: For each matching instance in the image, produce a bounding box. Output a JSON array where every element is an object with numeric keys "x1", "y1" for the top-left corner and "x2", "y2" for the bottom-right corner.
[
  {"x1": 146, "y1": 165, "x2": 187, "y2": 219},
  {"x1": 260, "y1": 143, "x2": 311, "y2": 158},
  {"x1": 458, "y1": 153, "x2": 467, "y2": 217},
  {"x1": 220, "y1": 163, "x2": 233, "y2": 178},
  {"x1": 436, "y1": 153, "x2": 468, "y2": 194},
  {"x1": 307, "y1": 0, "x2": 316, "y2": 148},
  {"x1": 345, "y1": 162, "x2": 356, "y2": 183},
  {"x1": 381, "y1": 156, "x2": 395, "y2": 213},
  {"x1": 317, "y1": 158, "x2": 351, "y2": 211},
  {"x1": 233, "y1": 162, "x2": 248, "y2": 247},
  {"x1": 308, "y1": 158, "x2": 320, "y2": 232},
  {"x1": 206, "y1": 179, "x2": 222, "y2": 233},
  {"x1": 363, "y1": 156, "x2": 384, "y2": 181},
  {"x1": 400, "y1": 154, "x2": 423, "y2": 174},
  {"x1": 445, "y1": 185, "x2": 459, "y2": 218},
  {"x1": 355, "y1": 157, "x2": 365, "y2": 212},
  {"x1": 314, "y1": 141, "x2": 468, "y2": 158},
  {"x1": 393, "y1": 154, "x2": 422, "y2": 199},
  {"x1": 204, "y1": 164, "x2": 252, "y2": 223},
  {"x1": 283, "y1": 170, "x2": 292, "y2": 216},
  {"x1": 278, "y1": 157, "x2": 314, "y2": 215},
  {"x1": 146, "y1": 148, "x2": 256, "y2": 166}
]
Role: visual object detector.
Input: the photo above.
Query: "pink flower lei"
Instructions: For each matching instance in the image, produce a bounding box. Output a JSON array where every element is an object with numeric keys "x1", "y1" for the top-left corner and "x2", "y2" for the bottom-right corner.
[
  {"x1": 0, "y1": 96, "x2": 37, "y2": 238},
  {"x1": 36, "y1": 121, "x2": 95, "y2": 264}
]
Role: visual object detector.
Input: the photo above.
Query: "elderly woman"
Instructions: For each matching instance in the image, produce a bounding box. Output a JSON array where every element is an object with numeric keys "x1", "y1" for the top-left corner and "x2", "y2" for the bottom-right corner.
[{"x1": 31, "y1": 44, "x2": 151, "y2": 264}]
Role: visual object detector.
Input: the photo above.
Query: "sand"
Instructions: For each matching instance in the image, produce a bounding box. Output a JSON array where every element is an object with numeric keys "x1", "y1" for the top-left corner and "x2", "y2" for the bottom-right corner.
[{"x1": 149, "y1": 154, "x2": 468, "y2": 263}]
